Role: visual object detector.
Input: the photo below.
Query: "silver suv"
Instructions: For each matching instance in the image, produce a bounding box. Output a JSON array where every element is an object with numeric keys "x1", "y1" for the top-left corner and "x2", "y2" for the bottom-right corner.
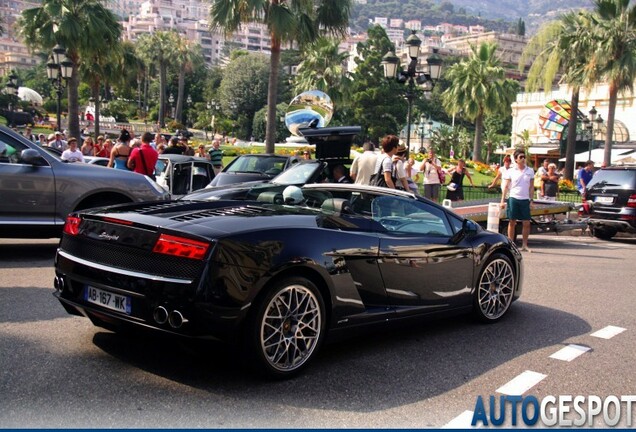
[{"x1": 0, "y1": 126, "x2": 169, "y2": 238}]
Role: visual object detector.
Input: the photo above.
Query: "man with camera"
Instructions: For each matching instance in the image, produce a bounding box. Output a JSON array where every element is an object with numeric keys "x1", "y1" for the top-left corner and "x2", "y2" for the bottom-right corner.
[{"x1": 419, "y1": 148, "x2": 443, "y2": 201}]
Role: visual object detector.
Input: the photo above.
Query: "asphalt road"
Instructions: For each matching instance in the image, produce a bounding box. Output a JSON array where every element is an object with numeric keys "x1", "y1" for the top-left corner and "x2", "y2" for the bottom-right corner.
[{"x1": 1, "y1": 233, "x2": 634, "y2": 428}]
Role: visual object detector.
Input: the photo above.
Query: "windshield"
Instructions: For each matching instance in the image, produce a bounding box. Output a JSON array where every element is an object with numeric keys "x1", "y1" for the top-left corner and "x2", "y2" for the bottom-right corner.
[
  {"x1": 588, "y1": 169, "x2": 636, "y2": 189},
  {"x1": 226, "y1": 155, "x2": 288, "y2": 175},
  {"x1": 272, "y1": 161, "x2": 320, "y2": 185}
]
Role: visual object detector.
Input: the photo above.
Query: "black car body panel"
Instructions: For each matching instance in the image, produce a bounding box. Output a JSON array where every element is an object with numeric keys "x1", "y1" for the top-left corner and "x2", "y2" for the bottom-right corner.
[
  {"x1": 55, "y1": 184, "x2": 522, "y2": 348},
  {"x1": 584, "y1": 166, "x2": 636, "y2": 238}
]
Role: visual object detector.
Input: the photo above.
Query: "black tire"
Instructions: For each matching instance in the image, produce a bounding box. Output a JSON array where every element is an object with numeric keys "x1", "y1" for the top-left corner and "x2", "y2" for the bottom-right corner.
[
  {"x1": 246, "y1": 277, "x2": 326, "y2": 378},
  {"x1": 592, "y1": 226, "x2": 617, "y2": 240},
  {"x1": 473, "y1": 253, "x2": 516, "y2": 323}
]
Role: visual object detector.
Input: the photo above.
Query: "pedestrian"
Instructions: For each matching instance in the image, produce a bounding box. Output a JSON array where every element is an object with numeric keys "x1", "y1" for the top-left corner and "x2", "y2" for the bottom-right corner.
[
  {"x1": 208, "y1": 139, "x2": 223, "y2": 175},
  {"x1": 162, "y1": 137, "x2": 185, "y2": 155},
  {"x1": 302, "y1": 150, "x2": 312, "y2": 160},
  {"x1": 488, "y1": 155, "x2": 512, "y2": 191},
  {"x1": 576, "y1": 160, "x2": 595, "y2": 195},
  {"x1": 350, "y1": 141, "x2": 378, "y2": 185},
  {"x1": 127, "y1": 132, "x2": 159, "y2": 180},
  {"x1": 48, "y1": 131, "x2": 66, "y2": 151},
  {"x1": 80, "y1": 136, "x2": 94, "y2": 156},
  {"x1": 541, "y1": 163, "x2": 559, "y2": 201},
  {"x1": 370, "y1": 135, "x2": 399, "y2": 189},
  {"x1": 405, "y1": 157, "x2": 421, "y2": 195},
  {"x1": 446, "y1": 159, "x2": 474, "y2": 201},
  {"x1": 419, "y1": 148, "x2": 443, "y2": 200},
  {"x1": 500, "y1": 149, "x2": 534, "y2": 252},
  {"x1": 392, "y1": 145, "x2": 411, "y2": 191},
  {"x1": 60, "y1": 138, "x2": 84, "y2": 163},
  {"x1": 107, "y1": 129, "x2": 132, "y2": 169},
  {"x1": 195, "y1": 144, "x2": 209, "y2": 159},
  {"x1": 535, "y1": 158, "x2": 550, "y2": 199}
]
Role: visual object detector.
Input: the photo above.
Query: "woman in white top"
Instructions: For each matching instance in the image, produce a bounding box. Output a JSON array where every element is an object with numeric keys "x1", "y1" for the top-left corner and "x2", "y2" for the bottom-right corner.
[
  {"x1": 392, "y1": 145, "x2": 411, "y2": 191},
  {"x1": 489, "y1": 155, "x2": 512, "y2": 192}
]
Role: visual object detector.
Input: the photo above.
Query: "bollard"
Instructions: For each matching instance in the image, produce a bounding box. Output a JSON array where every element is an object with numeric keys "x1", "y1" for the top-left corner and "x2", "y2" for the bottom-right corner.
[
  {"x1": 487, "y1": 202, "x2": 501, "y2": 232},
  {"x1": 442, "y1": 199, "x2": 452, "y2": 208}
]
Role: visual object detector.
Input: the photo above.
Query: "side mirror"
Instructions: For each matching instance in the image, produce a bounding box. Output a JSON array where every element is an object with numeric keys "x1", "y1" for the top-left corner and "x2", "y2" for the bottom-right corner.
[
  {"x1": 20, "y1": 149, "x2": 48, "y2": 166},
  {"x1": 450, "y1": 219, "x2": 479, "y2": 244}
]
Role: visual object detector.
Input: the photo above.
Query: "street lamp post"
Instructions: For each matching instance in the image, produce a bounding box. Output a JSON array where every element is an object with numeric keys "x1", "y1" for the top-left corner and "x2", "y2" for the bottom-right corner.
[
  {"x1": 4, "y1": 71, "x2": 18, "y2": 126},
  {"x1": 381, "y1": 31, "x2": 442, "y2": 157},
  {"x1": 583, "y1": 106, "x2": 604, "y2": 162},
  {"x1": 46, "y1": 45, "x2": 73, "y2": 132}
]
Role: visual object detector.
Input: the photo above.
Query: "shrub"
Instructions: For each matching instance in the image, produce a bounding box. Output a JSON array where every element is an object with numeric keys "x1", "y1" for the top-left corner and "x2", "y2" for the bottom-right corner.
[{"x1": 559, "y1": 178, "x2": 576, "y2": 192}]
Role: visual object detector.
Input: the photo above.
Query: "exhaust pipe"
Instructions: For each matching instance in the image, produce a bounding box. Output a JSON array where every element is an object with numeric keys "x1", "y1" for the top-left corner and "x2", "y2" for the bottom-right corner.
[
  {"x1": 168, "y1": 310, "x2": 188, "y2": 329},
  {"x1": 153, "y1": 306, "x2": 168, "y2": 325},
  {"x1": 54, "y1": 276, "x2": 65, "y2": 292}
]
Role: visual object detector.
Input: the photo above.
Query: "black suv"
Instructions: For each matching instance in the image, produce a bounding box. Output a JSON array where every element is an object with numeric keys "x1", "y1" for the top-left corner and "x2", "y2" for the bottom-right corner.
[{"x1": 584, "y1": 166, "x2": 636, "y2": 239}]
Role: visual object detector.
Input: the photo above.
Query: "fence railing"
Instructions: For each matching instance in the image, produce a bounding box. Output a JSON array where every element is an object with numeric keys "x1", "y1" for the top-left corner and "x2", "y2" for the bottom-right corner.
[{"x1": 421, "y1": 185, "x2": 582, "y2": 204}]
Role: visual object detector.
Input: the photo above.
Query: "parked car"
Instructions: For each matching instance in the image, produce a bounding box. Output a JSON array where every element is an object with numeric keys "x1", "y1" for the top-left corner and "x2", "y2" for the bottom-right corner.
[
  {"x1": 184, "y1": 126, "x2": 359, "y2": 202},
  {"x1": 0, "y1": 126, "x2": 170, "y2": 238},
  {"x1": 84, "y1": 156, "x2": 110, "y2": 166},
  {"x1": 154, "y1": 154, "x2": 216, "y2": 198},
  {"x1": 53, "y1": 182, "x2": 523, "y2": 378},
  {"x1": 208, "y1": 153, "x2": 300, "y2": 187},
  {"x1": 583, "y1": 166, "x2": 636, "y2": 239}
]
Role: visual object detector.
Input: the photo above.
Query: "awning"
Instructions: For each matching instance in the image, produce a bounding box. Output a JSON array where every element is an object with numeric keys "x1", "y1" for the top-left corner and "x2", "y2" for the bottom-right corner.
[
  {"x1": 559, "y1": 148, "x2": 634, "y2": 164},
  {"x1": 528, "y1": 146, "x2": 560, "y2": 156}
]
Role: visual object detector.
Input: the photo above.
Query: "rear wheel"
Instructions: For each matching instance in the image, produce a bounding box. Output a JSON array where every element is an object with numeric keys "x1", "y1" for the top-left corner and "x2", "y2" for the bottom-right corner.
[
  {"x1": 474, "y1": 254, "x2": 515, "y2": 323},
  {"x1": 247, "y1": 277, "x2": 325, "y2": 378},
  {"x1": 592, "y1": 226, "x2": 617, "y2": 240}
]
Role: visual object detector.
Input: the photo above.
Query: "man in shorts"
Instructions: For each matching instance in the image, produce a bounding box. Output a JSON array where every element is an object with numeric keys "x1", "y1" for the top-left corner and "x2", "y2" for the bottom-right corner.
[{"x1": 500, "y1": 149, "x2": 535, "y2": 252}]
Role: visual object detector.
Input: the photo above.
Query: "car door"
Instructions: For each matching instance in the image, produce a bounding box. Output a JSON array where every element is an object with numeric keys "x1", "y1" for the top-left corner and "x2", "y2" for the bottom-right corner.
[
  {"x1": 0, "y1": 137, "x2": 56, "y2": 228},
  {"x1": 371, "y1": 196, "x2": 474, "y2": 317}
]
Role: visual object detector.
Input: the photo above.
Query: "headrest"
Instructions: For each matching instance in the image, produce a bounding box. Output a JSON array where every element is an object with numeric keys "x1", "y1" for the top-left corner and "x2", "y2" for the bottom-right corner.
[
  {"x1": 321, "y1": 198, "x2": 351, "y2": 214},
  {"x1": 257, "y1": 191, "x2": 284, "y2": 204}
]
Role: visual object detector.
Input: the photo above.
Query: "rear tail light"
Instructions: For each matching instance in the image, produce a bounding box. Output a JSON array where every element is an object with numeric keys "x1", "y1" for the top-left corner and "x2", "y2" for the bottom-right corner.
[
  {"x1": 63, "y1": 216, "x2": 82, "y2": 236},
  {"x1": 628, "y1": 194, "x2": 636, "y2": 208},
  {"x1": 153, "y1": 234, "x2": 210, "y2": 260}
]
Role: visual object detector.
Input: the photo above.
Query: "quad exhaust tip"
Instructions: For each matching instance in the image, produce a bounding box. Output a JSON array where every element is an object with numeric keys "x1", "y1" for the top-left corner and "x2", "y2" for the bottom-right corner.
[
  {"x1": 168, "y1": 310, "x2": 188, "y2": 329},
  {"x1": 153, "y1": 306, "x2": 168, "y2": 325}
]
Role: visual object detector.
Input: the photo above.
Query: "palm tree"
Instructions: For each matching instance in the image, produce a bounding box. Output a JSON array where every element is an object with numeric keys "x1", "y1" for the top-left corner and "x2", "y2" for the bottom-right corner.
[
  {"x1": 173, "y1": 37, "x2": 203, "y2": 124},
  {"x1": 442, "y1": 43, "x2": 518, "y2": 162},
  {"x1": 521, "y1": 11, "x2": 598, "y2": 180},
  {"x1": 136, "y1": 31, "x2": 180, "y2": 128},
  {"x1": 18, "y1": 0, "x2": 121, "y2": 140},
  {"x1": 293, "y1": 37, "x2": 350, "y2": 103},
  {"x1": 210, "y1": 0, "x2": 352, "y2": 153},
  {"x1": 589, "y1": 0, "x2": 636, "y2": 167}
]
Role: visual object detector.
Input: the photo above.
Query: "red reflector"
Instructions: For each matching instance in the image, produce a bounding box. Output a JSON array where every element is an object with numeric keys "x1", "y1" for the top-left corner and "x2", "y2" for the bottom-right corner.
[
  {"x1": 628, "y1": 194, "x2": 636, "y2": 208},
  {"x1": 63, "y1": 216, "x2": 81, "y2": 236},
  {"x1": 102, "y1": 217, "x2": 133, "y2": 226},
  {"x1": 153, "y1": 234, "x2": 209, "y2": 260}
]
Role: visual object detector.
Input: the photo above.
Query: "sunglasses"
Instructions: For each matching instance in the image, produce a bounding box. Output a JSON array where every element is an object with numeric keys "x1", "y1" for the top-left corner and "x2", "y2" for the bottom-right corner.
[{"x1": 517, "y1": 155, "x2": 526, "y2": 160}]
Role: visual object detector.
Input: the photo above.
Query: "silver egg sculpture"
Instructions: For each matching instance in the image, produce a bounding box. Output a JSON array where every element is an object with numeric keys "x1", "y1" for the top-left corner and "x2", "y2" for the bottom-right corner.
[{"x1": 284, "y1": 90, "x2": 334, "y2": 136}]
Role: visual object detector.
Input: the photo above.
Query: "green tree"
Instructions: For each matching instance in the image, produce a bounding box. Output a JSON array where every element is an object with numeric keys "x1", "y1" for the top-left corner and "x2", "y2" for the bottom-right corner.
[
  {"x1": 210, "y1": 0, "x2": 352, "y2": 153},
  {"x1": 521, "y1": 11, "x2": 596, "y2": 180},
  {"x1": 293, "y1": 37, "x2": 350, "y2": 103},
  {"x1": 218, "y1": 53, "x2": 271, "y2": 139},
  {"x1": 589, "y1": 0, "x2": 636, "y2": 167},
  {"x1": 18, "y1": 0, "x2": 121, "y2": 140},
  {"x1": 346, "y1": 25, "x2": 406, "y2": 143},
  {"x1": 136, "y1": 31, "x2": 179, "y2": 128},
  {"x1": 442, "y1": 42, "x2": 517, "y2": 162}
]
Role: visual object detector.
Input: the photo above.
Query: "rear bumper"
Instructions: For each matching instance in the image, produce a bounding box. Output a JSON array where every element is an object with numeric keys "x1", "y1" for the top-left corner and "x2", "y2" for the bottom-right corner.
[{"x1": 587, "y1": 217, "x2": 636, "y2": 233}]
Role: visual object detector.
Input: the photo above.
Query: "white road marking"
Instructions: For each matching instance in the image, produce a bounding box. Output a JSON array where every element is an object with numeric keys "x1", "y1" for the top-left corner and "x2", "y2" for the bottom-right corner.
[
  {"x1": 496, "y1": 370, "x2": 547, "y2": 395},
  {"x1": 591, "y1": 325, "x2": 626, "y2": 339},
  {"x1": 549, "y1": 344, "x2": 591, "y2": 361},
  {"x1": 443, "y1": 410, "x2": 479, "y2": 429}
]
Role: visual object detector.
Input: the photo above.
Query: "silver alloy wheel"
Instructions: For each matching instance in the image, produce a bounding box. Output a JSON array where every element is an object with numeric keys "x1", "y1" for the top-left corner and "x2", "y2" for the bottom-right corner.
[
  {"x1": 260, "y1": 284, "x2": 322, "y2": 372},
  {"x1": 477, "y1": 258, "x2": 515, "y2": 320}
]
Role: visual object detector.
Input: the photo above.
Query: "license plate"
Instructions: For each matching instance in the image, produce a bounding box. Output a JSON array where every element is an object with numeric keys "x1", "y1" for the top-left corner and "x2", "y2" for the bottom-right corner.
[
  {"x1": 595, "y1": 196, "x2": 614, "y2": 204},
  {"x1": 84, "y1": 286, "x2": 131, "y2": 315}
]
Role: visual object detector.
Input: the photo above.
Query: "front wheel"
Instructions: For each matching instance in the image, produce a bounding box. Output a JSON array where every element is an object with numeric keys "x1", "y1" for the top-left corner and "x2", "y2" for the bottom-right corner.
[
  {"x1": 592, "y1": 226, "x2": 617, "y2": 240},
  {"x1": 474, "y1": 253, "x2": 516, "y2": 323},
  {"x1": 247, "y1": 277, "x2": 325, "y2": 378}
]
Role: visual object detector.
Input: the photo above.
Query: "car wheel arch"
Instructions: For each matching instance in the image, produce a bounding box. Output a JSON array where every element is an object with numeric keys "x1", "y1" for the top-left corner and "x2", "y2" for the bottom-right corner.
[{"x1": 74, "y1": 192, "x2": 133, "y2": 211}]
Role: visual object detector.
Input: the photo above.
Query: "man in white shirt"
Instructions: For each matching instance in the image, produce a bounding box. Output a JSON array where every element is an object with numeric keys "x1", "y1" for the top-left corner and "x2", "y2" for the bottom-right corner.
[
  {"x1": 500, "y1": 149, "x2": 534, "y2": 252},
  {"x1": 350, "y1": 141, "x2": 378, "y2": 185},
  {"x1": 61, "y1": 138, "x2": 85, "y2": 163}
]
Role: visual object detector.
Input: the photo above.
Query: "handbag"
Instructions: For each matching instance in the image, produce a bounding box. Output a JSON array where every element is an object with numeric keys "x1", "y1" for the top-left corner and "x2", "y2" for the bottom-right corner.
[{"x1": 369, "y1": 157, "x2": 394, "y2": 188}]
